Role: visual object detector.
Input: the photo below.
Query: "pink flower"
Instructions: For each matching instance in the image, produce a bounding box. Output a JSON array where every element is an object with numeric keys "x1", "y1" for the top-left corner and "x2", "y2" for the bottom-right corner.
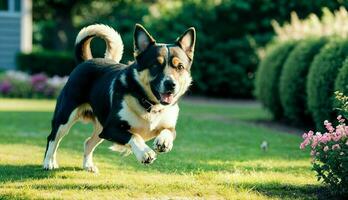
[
  {"x1": 310, "y1": 150, "x2": 316, "y2": 156},
  {"x1": 324, "y1": 120, "x2": 335, "y2": 132},
  {"x1": 300, "y1": 139, "x2": 309, "y2": 149},
  {"x1": 311, "y1": 135, "x2": 320, "y2": 148},
  {"x1": 332, "y1": 144, "x2": 341, "y2": 150},
  {"x1": 323, "y1": 146, "x2": 329, "y2": 152},
  {"x1": 320, "y1": 133, "x2": 331, "y2": 144},
  {"x1": 308, "y1": 130, "x2": 314, "y2": 137},
  {"x1": 335, "y1": 126, "x2": 344, "y2": 137},
  {"x1": 311, "y1": 140, "x2": 317, "y2": 148},
  {"x1": 337, "y1": 115, "x2": 345, "y2": 123},
  {"x1": 332, "y1": 133, "x2": 342, "y2": 142},
  {"x1": 302, "y1": 133, "x2": 308, "y2": 139},
  {"x1": 31, "y1": 73, "x2": 48, "y2": 92},
  {"x1": 0, "y1": 80, "x2": 11, "y2": 94}
]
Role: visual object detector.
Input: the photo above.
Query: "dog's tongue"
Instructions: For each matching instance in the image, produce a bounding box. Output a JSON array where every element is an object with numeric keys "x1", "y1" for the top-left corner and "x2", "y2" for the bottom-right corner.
[{"x1": 160, "y1": 93, "x2": 174, "y2": 104}]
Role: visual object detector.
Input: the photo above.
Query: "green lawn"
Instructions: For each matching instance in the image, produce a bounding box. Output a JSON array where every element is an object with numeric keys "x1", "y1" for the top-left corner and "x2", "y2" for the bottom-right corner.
[{"x1": 0, "y1": 98, "x2": 321, "y2": 199}]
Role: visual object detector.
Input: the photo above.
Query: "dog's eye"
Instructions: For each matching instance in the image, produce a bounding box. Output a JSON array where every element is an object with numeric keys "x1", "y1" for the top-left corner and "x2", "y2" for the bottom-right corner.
[{"x1": 177, "y1": 64, "x2": 184, "y2": 70}]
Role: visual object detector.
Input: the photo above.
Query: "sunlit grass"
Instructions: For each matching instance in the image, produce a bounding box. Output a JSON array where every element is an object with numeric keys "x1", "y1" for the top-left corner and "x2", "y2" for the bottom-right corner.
[
  {"x1": 0, "y1": 98, "x2": 55, "y2": 111},
  {"x1": 0, "y1": 98, "x2": 320, "y2": 199}
]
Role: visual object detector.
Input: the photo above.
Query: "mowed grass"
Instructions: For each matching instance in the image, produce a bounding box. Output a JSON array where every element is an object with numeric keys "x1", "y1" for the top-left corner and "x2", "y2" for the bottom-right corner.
[{"x1": 0, "y1": 98, "x2": 320, "y2": 199}]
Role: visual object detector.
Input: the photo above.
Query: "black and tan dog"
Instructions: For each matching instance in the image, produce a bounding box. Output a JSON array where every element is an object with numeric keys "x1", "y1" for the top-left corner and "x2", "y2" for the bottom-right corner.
[{"x1": 43, "y1": 24, "x2": 195, "y2": 173}]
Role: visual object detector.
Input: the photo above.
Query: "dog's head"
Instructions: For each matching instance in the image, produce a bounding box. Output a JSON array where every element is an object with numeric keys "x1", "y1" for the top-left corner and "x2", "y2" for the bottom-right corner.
[{"x1": 133, "y1": 24, "x2": 195, "y2": 105}]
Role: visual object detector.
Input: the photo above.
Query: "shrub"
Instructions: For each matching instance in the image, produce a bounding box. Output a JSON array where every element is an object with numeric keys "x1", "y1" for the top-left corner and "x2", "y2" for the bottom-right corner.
[
  {"x1": 300, "y1": 97, "x2": 348, "y2": 197},
  {"x1": 255, "y1": 41, "x2": 296, "y2": 119},
  {"x1": 307, "y1": 39, "x2": 348, "y2": 130},
  {"x1": 335, "y1": 59, "x2": 348, "y2": 97},
  {"x1": 17, "y1": 50, "x2": 75, "y2": 76},
  {"x1": 279, "y1": 39, "x2": 327, "y2": 125},
  {"x1": 335, "y1": 91, "x2": 348, "y2": 119},
  {"x1": 0, "y1": 70, "x2": 67, "y2": 99}
]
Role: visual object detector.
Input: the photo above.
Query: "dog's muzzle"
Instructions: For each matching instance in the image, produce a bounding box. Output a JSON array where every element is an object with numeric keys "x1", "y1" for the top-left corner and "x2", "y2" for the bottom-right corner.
[{"x1": 159, "y1": 78, "x2": 176, "y2": 105}]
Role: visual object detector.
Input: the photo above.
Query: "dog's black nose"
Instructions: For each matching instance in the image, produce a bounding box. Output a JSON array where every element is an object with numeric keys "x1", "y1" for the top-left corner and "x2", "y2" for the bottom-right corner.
[{"x1": 164, "y1": 79, "x2": 176, "y2": 92}]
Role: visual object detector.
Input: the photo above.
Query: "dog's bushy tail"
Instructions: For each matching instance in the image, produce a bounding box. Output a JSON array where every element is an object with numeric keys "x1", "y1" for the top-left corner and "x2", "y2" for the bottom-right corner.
[{"x1": 74, "y1": 24, "x2": 124, "y2": 64}]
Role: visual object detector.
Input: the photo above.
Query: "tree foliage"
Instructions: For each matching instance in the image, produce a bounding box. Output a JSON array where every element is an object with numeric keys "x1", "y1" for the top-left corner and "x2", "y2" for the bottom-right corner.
[{"x1": 31, "y1": 0, "x2": 348, "y2": 97}]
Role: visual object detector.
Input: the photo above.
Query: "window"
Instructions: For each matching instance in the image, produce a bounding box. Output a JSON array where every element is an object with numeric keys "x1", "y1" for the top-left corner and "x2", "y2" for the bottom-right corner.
[
  {"x1": 0, "y1": 0, "x2": 9, "y2": 11},
  {"x1": 0, "y1": 0, "x2": 21, "y2": 13},
  {"x1": 14, "y1": 0, "x2": 20, "y2": 12}
]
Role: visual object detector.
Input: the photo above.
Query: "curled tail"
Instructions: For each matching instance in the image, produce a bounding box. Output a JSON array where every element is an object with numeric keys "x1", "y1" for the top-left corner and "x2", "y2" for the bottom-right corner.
[{"x1": 75, "y1": 24, "x2": 124, "y2": 64}]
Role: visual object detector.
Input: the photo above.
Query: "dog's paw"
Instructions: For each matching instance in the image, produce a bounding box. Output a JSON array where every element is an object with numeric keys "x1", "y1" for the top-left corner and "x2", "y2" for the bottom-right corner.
[
  {"x1": 43, "y1": 158, "x2": 59, "y2": 170},
  {"x1": 135, "y1": 147, "x2": 156, "y2": 165},
  {"x1": 83, "y1": 164, "x2": 99, "y2": 173},
  {"x1": 83, "y1": 157, "x2": 99, "y2": 173},
  {"x1": 154, "y1": 130, "x2": 173, "y2": 153}
]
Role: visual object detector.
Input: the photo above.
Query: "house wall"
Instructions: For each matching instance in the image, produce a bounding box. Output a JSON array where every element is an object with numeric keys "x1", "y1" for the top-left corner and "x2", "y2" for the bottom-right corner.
[
  {"x1": 0, "y1": 0, "x2": 32, "y2": 70},
  {"x1": 0, "y1": 15, "x2": 21, "y2": 69}
]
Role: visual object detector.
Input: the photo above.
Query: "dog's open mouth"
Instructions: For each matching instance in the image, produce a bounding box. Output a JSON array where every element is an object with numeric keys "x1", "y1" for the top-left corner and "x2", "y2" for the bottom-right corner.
[{"x1": 160, "y1": 92, "x2": 174, "y2": 105}]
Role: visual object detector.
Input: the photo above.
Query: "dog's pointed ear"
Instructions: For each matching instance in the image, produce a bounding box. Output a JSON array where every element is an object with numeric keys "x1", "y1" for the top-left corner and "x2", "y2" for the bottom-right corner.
[
  {"x1": 176, "y1": 27, "x2": 196, "y2": 60},
  {"x1": 134, "y1": 24, "x2": 155, "y2": 56}
]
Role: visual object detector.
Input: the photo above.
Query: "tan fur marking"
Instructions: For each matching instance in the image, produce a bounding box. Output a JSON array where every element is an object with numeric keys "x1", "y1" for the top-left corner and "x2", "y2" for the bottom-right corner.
[
  {"x1": 82, "y1": 37, "x2": 93, "y2": 60},
  {"x1": 163, "y1": 62, "x2": 192, "y2": 102},
  {"x1": 122, "y1": 95, "x2": 177, "y2": 141},
  {"x1": 130, "y1": 127, "x2": 160, "y2": 141},
  {"x1": 172, "y1": 57, "x2": 180, "y2": 67},
  {"x1": 157, "y1": 56, "x2": 164, "y2": 65},
  {"x1": 137, "y1": 69, "x2": 158, "y2": 102}
]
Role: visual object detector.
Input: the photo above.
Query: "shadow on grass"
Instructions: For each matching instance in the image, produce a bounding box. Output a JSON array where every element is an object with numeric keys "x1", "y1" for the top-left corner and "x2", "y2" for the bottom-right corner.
[
  {"x1": 0, "y1": 164, "x2": 82, "y2": 183},
  {"x1": 30, "y1": 182, "x2": 129, "y2": 191},
  {"x1": 226, "y1": 182, "x2": 339, "y2": 200},
  {"x1": 121, "y1": 156, "x2": 311, "y2": 174}
]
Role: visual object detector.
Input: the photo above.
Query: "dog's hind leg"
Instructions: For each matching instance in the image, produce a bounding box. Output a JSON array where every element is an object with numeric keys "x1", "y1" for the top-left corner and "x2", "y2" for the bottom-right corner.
[
  {"x1": 43, "y1": 108, "x2": 79, "y2": 170},
  {"x1": 83, "y1": 119, "x2": 103, "y2": 173}
]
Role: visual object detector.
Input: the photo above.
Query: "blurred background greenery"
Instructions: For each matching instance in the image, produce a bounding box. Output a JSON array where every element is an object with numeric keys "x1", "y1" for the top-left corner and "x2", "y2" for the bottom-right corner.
[{"x1": 23, "y1": 0, "x2": 348, "y2": 98}]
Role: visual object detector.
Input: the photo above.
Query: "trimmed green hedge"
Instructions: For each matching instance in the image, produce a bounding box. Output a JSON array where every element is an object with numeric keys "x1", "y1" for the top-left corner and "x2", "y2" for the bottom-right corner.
[
  {"x1": 279, "y1": 39, "x2": 326, "y2": 125},
  {"x1": 17, "y1": 51, "x2": 75, "y2": 76},
  {"x1": 335, "y1": 58, "x2": 348, "y2": 96},
  {"x1": 307, "y1": 38, "x2": 348, "y2": 129},
  {"x1": 255, "y1": 41, "x2": 296, "y2": 119}
]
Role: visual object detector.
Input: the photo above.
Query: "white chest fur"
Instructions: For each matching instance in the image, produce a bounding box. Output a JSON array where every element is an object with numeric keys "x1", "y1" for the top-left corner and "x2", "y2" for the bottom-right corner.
[{"x1": 118, "y1": 99, "x2": 179, "y2": 141}]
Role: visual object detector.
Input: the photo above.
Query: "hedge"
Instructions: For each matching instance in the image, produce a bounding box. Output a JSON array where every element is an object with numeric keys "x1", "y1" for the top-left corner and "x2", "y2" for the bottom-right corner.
[
  {"x1": 279, "y1": 39, "x2": 327, "y2": 125},
  {"x1": 255, "y1": 41, "x2": 296, "y2": 119},
  {"x1": 335, "y1": 58, "x2": 348, "y2": 99},
  {"x1": 17, "y1": 51, "x2": 75, "y2": 76},
  {"x1": 307, "y1": 38, "x2": 348, "y2": 130}
]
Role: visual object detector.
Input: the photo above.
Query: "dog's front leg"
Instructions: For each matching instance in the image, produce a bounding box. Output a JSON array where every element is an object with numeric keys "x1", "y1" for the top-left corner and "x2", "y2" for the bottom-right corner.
[
  {"x1": 154, "y1": 129, "x2": 176, "y2": 153},
  {"x1": 128, "y1": 134, "x2": 156, "y2": 164}
]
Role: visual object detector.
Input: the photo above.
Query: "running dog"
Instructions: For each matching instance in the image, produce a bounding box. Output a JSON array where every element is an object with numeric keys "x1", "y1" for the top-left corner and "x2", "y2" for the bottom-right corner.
[{"x1": 43, "y1": 24, "x2": 196, "y2": 173}]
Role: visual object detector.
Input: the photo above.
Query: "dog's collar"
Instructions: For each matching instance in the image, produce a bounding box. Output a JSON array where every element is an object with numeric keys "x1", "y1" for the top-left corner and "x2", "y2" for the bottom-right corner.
[{"x1": 139, "y1": 97, "x2": 156, "y2": 112}]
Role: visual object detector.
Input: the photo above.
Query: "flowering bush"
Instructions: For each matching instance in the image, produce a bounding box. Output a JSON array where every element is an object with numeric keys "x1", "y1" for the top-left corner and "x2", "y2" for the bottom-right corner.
[
  {"x1": 0, "y1": 70, "x2": 67, "y2": 99},
  {"x1": 335, "y1": 91, "x2": 348, "y2": 118},
  {"x1": 272, "y1": 7, "x2": 348, "y2": 42},
  {"x1": 300, "y1": 93, "x2": 348, "y2": 196}
]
